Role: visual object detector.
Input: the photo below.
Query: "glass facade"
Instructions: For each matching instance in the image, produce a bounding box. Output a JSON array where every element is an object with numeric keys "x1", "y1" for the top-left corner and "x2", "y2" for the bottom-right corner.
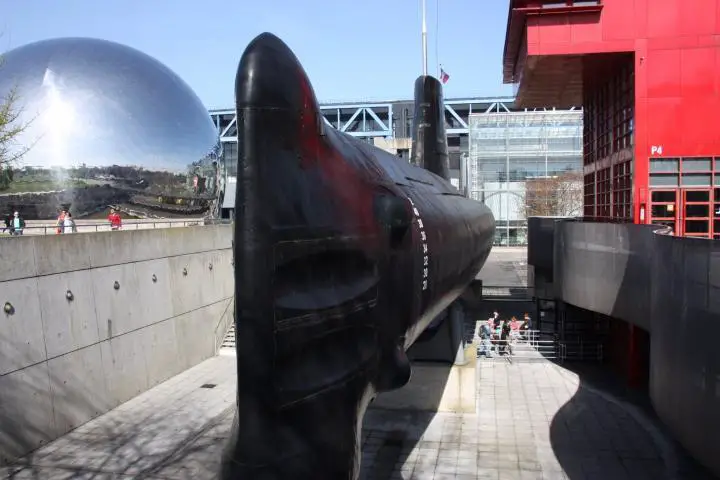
[{"x1": 468, "y1": 110, "x2": 583, "y2": 245}]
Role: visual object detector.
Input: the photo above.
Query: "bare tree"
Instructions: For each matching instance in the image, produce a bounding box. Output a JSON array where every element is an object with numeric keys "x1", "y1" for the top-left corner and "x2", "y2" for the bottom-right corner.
[
  {"x1": 522, "y1": 171, "x2": 583, "y2": 218},
  {"x1": 0, "y1": 52, "x2": 34, "y2": 190}
]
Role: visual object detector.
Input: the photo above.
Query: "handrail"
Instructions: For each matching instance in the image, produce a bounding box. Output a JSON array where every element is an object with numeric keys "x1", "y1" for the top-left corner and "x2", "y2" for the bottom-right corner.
[{"x1": 1, "y1": 218, "x2": 232, "y2": 236}]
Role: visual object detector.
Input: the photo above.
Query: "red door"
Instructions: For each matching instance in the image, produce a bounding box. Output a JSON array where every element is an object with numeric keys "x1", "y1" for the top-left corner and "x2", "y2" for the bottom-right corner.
[
  {"x1": 649, "y1": 189, "x2": 679, "y2": 235},
  {"x1": 682, "y1": 189, "x2": 712, "y2": 238},
  {"x1": 714, "y1": 188, "x2": 720, "y2": 240}
]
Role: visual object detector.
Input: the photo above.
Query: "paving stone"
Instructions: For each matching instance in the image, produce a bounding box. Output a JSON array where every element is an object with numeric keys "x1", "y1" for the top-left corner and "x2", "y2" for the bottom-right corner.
[{"x1": 4, "y1": 346, "x2": 711, "y2": 479}]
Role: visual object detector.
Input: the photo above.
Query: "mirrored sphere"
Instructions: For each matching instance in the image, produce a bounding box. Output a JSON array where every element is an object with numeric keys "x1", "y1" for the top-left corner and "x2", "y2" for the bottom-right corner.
[{"x1": 0, "y1": 37, "x2": 221, "y2": 225}]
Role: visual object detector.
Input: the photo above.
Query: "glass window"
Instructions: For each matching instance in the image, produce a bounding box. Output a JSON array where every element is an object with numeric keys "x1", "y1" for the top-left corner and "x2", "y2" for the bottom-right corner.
[
  {"x1": 477, "y1": 157, "x2": 507, "y2": 183},
  {"x1": 651, "y1": 190, "x2": 676, "y2": 202},
  {"x1": 509, "y1": 156, "x2": 545, "y2": 180},
  {"x1": 685, "y1": 220, "x2": 709, "y2": 234},
  {"x1": 685, "y1": 204, "x2": 709, "y2": 218},
  {"x1": 651, "y1": 204, "x2": 675, "y2": 218},
  {"x1": 508, "y1": 228, "x2": 527, "y2": 246},
  {"x1": 681, "y1": 174, "x2": 711, "y2": 187},
  {"x1": 650, "y1": 174, "x2": 679, "y2": 187},
  {"x1": 682, "y1": 158, "x2": 712, "y2": 172},
  {"x1": 223, "y1": 142, "x2": 238, "y2": 176},
  {"x1": 686, "y1": 190, "x2": 710, "y2": 202},
  {"x1": 547, "y1": 156, "x2": 581, "y2": 176},
  {"x1": 649, "y1": 158, "x2": 679, "y2": 173}
]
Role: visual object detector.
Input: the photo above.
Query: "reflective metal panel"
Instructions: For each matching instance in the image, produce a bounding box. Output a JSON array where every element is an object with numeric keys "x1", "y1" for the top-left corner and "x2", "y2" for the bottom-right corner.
[{"x1": 0, "y1": 37, "x2": 220, "y2": 224}]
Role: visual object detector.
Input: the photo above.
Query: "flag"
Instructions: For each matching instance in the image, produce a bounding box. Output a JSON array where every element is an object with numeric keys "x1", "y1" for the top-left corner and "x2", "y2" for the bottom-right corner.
[{"x1": 440, "y1": 68, "x2": 450, "y2": 84}]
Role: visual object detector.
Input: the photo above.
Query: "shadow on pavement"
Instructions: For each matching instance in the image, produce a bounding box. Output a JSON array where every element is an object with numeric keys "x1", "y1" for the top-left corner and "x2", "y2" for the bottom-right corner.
[
  {"x1": 357, "y1": 314, "x2": 467, "y2": 479},
  {"x1": 0, "y1": 350, "x2": 236, "y2": 480},
  {"x1": 549, "y1": 361, "x2": 717, "y2": 480}
]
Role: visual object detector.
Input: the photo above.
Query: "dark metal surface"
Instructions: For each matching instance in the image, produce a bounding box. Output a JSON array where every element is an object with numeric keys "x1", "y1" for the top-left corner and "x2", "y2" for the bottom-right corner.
[
  {"x1": 0, "y1": 37, "x2": 220, "y2": 220},
  {"x1": 410, "y1": 76, "x2": 450, "y2": 180},
  {"x1": 221, "y1": 33, "x2": 495, "y2": 479}
]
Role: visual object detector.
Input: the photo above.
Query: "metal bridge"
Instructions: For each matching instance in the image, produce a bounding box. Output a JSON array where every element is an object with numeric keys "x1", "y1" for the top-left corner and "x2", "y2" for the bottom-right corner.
[{"x1": 209, "y1": 96, "x2": 517, "y2": 145}]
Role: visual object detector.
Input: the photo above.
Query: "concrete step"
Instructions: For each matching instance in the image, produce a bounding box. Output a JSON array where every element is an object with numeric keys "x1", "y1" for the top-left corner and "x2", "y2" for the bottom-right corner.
[{"x1": 220, "y1": 323, "x2": 236, "y2": 350}]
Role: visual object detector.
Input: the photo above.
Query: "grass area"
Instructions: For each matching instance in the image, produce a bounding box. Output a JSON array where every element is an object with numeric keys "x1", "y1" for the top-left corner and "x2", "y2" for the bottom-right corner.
[{"x1": 0, "y1": 179, "x2": 88, "y2": 194}]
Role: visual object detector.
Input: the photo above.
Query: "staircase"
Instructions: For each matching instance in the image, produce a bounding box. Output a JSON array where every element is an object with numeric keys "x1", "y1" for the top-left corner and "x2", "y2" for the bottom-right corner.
[
  {"x1": 219, "y1": 323, "x2": 236, "y2": 355},
  {"x1": 476, "y1": 330, "x2": 558, "y2": 363}
]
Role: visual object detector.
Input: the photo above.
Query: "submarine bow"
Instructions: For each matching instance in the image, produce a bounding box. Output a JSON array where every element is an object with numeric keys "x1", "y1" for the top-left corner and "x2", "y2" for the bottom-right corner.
[{"x1": 222, "y1": 32, "x2": 495, "y2": 479}]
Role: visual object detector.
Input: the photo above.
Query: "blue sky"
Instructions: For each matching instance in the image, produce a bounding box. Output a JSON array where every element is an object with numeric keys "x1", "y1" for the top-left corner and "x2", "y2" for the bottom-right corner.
[{"x1": 1, "y1": 0, "x2": 513, "y2": 109}]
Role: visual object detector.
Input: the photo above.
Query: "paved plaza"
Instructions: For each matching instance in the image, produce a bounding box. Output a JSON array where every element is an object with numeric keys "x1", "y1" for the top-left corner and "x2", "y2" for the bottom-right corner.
[
  {"x1": 475, "y1": 247, "x2": 528, "y2": 288},
  {"x1": 1, "y1": 352, "x2": 712, "y2": 479}
]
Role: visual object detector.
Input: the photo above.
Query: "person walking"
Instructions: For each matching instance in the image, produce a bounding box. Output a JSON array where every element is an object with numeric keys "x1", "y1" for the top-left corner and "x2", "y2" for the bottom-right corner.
[
  {"x1": 56, "y1": 209, "x2": 66, "y2": 234},
  {"x1": 11, "y1": 211, "x2": 25, "y2": 236},
  {"x1": 108, "y1": 208, "x2": 122, "y2": 231},
  {"x1": 477, "y1": 319, "x2": 494, "y2": 358},
  {"x1": 63, "y1": 212, "x2": 77, "y2": 234},
  {"x1": 500, "y1": 319, "x2": 513, "y2": 355}
]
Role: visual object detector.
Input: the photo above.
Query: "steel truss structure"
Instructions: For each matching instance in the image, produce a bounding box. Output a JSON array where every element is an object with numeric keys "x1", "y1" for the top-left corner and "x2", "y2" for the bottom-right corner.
[{"x1": 208, "y1": 96, "x2": 518, "y2": 145}]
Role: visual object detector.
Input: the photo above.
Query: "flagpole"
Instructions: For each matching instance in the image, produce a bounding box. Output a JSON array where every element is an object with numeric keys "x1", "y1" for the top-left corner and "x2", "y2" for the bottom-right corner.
[
  {"x1": 421, "y1": 0, "x2": 428, "y2": 76},
  {"x1": 435, "y1": 0, "x2": 440, "y2": 78}
]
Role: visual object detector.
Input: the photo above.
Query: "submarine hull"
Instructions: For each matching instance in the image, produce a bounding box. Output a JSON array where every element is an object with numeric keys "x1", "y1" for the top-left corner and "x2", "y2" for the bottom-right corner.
[{"x1": 222, "y1": 33, "x2": 495, "y2": 479}]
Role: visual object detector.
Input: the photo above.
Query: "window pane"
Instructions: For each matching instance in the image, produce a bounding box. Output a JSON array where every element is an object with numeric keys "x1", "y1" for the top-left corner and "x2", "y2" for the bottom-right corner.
[
  {"x1": 682, "y1": 158, "x2": 712, "y2": 172},
  {"x1": 685, "y1": 220, "x2": 709, "y2": 234},
  {"x1": 682, "y1": 173, "x2": 711, "y2": 186},
  {"x1": 686, "y1": 204, "x2": 709, "y2": 218},
  {"x1": 686, "y1": 190, "x2": 710, "y2": 202},
  {"x1": 651, "y1": 190, "x2": 676, "y2": 202},
  {"x1": 651, "y1": 204, "x2": 675, "y2": 218},
  {"x1": 650, "y1": 158, "x2": 679, "y2": 173},
  {"x1": 650, "y1": 174, "x2": 678, "y2": 186}
]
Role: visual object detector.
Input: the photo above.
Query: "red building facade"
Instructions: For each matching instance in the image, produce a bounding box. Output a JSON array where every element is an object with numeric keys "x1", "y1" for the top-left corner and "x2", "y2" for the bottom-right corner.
[{"x1": 504, "y1": 0, "x2": 720, "y2": 238}]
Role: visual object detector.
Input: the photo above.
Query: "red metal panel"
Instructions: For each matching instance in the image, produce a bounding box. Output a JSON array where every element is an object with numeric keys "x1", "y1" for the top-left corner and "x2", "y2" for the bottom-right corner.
[
  {"x1": 646, "y1": 0, "x2": 681, "y2": 38},
  {"x1": 633, "y1": 0, "x2": 649, "y2": 39},
  {"x1": 678, "y1": 0, "x2": 717, "y2": 36},
  {"x1": 645, "y1": 97, "x2": 682, "y2": 156},
  {"x1": 680, "y1": 47, "x2": 716, "y2": 98},
  {"x1": 645, "y1": 49, "x2": 681, "y2": 98},
  {"x1": 535, "y1": 14, "x2": 574, "y2": 44},
  {"x1": 600, "y1": 0, "x2": 638, "y2": 41}
]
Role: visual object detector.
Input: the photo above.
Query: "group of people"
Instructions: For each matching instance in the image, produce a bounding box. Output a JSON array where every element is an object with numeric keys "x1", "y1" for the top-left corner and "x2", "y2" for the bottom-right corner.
[
  {"x1": 2, "y1": 207, "x2": 124, "y2": 237},
  {"x1": 55, "y1": 210, "x2": 77, "y2": 234},
  {"x1": 2, "y1": 211, "x2": 25, "y2": 236},
  {"x1": 55, "y1": 208, "x2": 122, "y2": 234},
  {"x1": 474, "y1": 310, "x2": 532, "y2": 358}
]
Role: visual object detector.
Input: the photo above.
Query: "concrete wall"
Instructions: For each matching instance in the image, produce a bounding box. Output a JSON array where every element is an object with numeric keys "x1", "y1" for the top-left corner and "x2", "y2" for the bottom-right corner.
[
  {"x1": 649, "y1": 233, "x2": 720, "y2": 476},
  {"x1": 0, "y1": 225, "x2": 234, "y2": 464},
  {"x1": 553, "y1": 221, "x2": 654, "y2": 331},
  {"x1": 527, "y1": 217, "x2": 568, "y2": 300},
  {"x1": 530, "y1": 219, "x2": 720, "y2": 475}
]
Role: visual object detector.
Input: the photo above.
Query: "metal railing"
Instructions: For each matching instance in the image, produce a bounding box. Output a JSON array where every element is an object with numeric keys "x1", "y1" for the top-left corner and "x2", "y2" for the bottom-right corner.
[
  {"x1": 476, "y1": 329, "x2": 608, "y2": 364},
  {"x1": 481, "y1": 285, "x2": 532, "y2": 300},
  {"x1": 558, "y1": 340, "x2": 604, "y2": 363},
  {"x1": 476, "y1": 329, "x2": 557, "y2": 361},
  {"x1": 1, "y1": 218, "x2": 232, "y2": 236}
]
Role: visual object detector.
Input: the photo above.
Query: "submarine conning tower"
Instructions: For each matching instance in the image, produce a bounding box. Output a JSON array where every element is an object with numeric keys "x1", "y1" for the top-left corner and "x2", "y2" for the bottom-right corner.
[{"x1": 410, "y1": 75, "x2": 450, "y2": 181}]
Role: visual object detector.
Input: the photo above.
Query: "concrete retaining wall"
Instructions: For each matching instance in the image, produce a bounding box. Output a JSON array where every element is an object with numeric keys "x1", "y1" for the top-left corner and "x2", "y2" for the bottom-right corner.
[
  {"x1": 553, "y1": 221, "x2": 654, "y2": 331},
  {"x1": 649, "y1": 233, "x2": 720, "y2": 476},
  {"x1": 0, "y1": 225, "x2": 234, "y2": 464},
  {"x1": 531, "y1": 219, "x2": 720, "y2": 475}
]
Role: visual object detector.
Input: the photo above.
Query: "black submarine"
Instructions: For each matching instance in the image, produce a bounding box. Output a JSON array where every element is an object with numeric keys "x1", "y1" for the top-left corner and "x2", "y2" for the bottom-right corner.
[{"x1": 221, "y1": 32, "x2": 495, "y2": 479}]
